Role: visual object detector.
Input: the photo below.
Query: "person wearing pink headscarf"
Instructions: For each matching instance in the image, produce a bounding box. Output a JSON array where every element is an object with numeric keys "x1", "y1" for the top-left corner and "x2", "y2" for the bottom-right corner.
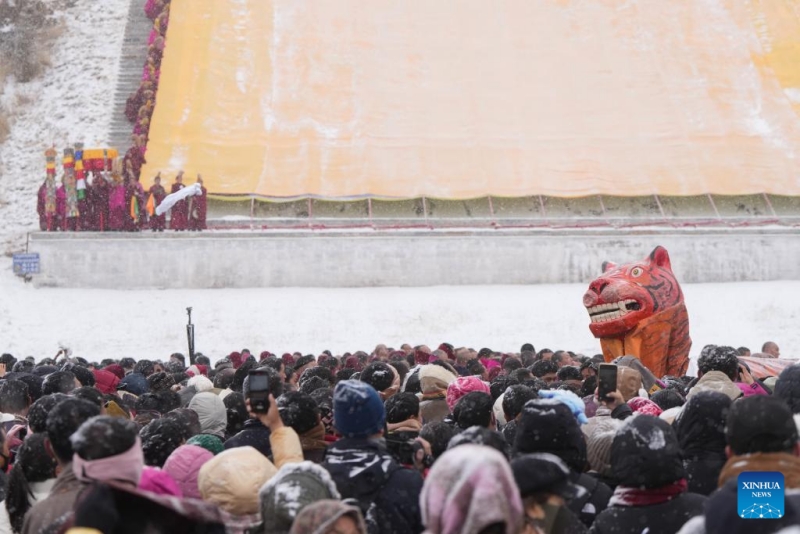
[
  {"x1": 446, "y1": 376, "x2": 491, "y2": 412},
  {"x1": 421, "y1": 444, "x2": 523, "y2": 534}
]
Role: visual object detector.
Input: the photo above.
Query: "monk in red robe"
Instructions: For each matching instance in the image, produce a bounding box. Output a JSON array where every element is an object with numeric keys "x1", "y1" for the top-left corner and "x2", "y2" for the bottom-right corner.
[
  {"x1": 123, "y1": 135, "x2": 146, "y2": 181},
  {"x1": 149, "y1": 173, "x2": 167, "y2": 231},
  {"x1": 89, "y1": 172, "x2": 110, "y2": 231},
  {"x1": 108, "y1": 175, "x2": 127, "y2": 232},
  {"x1": 55, "y1": 184, "x2": 67, "y2": 231},
  {"x1": 188, "y1": 175, "x2": 208, "y2": 231},
  {"x1": 37, "y1": 181, "x2": 47, "y2": 230},
  {"x1": 169, "y1": 172, "x2": 188, "y2": 231}
]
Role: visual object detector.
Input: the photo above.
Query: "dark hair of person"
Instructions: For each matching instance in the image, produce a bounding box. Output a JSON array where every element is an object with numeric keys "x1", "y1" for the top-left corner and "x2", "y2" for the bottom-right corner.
[
  {"x1": 502, "y1": 385, "x2": 538, "y2": 421},
  {"x1": 232, "y1": 360, "x2": 258, "y2": 393},
  {"x1": 195, "y1": 355, "x2": 211, "y2": 366},
  {"x1": 72, "y1": 386, "x2": 104, "y2": 408},
  {"x1": 140, "y1": 418, "x2": 184, "y2": 467},
  {"x1": 163, "y1": 408, "x2": 202, "y2": 440},
  {"x1": 133, "y1": 360, "x2": 155, "y2": 376},
  {"x1": 28, "y1": 393, "x2": 68, "y2": 433},
  {"x1": 510, "y1": 368, "x2": 533, "y2": 383},
  {"x1": 71, "y1": 416, "x2": 138, "y2": 461},
  {"x1": 556, "y1": 366, "x2": 582, "y2": 382},
  {"x1": 697, "y1": 345, "x2": 739, "y2": 381},
  {"x1": 6, "y1": 433, "x2": 57, "y2": 533},
  {"x1": 294, "y1": 355, "x2": 316, "y2": 370},
  {"x1": 277, "y1": 391, "x2": 320, "y2": 435},
  {"x1": 360, "y1": 362, "x2": 395, "y2": 392},
  {"x1": 453, "y1": 391, "x2": 493, "y2": 430},
  {"x1": 385, "y1": 392, "x2": 420, "y2": 424},
  {"x1": 503, "y1": 358, "x2": 523, "y2": 373},
  {"x1": 579, "y1": 376, "x2": 598, "y2": 398},
  {"x1": 335, "y1": 369, "x2": 358, "y2": 384},
  {"x1": 388, "y1": 360, "x2": 410, "y2": 386},
  {"x1": 299, "y1": 366, "x2": 334, "y2": 388},
  {"x1": 42, "y1": 371, "x2": 77, "y2": 396},
  {"x1": 530, "y1": 360, "x2": 558, "y2": 378},
  {"x1": 0, "y1": 380, "x2": 29, "y2": 414},
  {"x1": 46, "y1": 398, "x2": 101, "y2": 463},
  {"x1": 420, "y1": 422, "x2": 457, "y2": 461},
  {"x1": 650, "y1": 389, "x2": 686, "y2": 411},
  {"x1": 69, "y1": 365, "x2": 96, "y2": 388},
  {"x1": 490, "y1": 376, "x2": 515, "y2": 401}
]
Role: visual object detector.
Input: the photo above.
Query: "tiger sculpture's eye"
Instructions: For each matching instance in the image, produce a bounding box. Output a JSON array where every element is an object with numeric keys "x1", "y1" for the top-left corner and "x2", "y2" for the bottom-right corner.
[{"x1": 630, "y1": 267, "x2": 643, "y2": 277}]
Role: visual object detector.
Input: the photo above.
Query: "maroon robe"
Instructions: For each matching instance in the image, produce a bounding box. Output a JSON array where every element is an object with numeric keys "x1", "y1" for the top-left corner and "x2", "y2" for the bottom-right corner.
[
  {"x1": 169, "y1": 183, "x2": 188, "y2": 230},
  {"x1": 37, "y1": 183, "x2": 47, "y2": 230},
  {"x1": 188, "y1": 186, "x2": 208, "y2": 231},
  {"x1": 90, "y1": 177, "x2": 110, "y2": 231},
  {"x1": 149, "y1": 184, "x2": 167, "y2": 231},
  {"x1": 108, "y1": 183, "x2": 127, "y2": 231},
  {"x1": 123, "y1": 146, "x2": 146, "y2": 181},
  {"x1": 56, "y1": 186, "x2": 67, "y2": 231}
]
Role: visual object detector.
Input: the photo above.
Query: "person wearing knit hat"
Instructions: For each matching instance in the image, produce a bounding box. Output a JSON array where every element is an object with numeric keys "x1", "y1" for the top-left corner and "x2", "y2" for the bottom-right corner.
[
  {"x1": 147, "y1": 372, "x2": 175, "y2": 393},
  {"x1": 626, "y1": 397, "x2": 663, "y2": 417},
  {"x1": 414, "y1": 350, "x2": 431, "y2": 366},
  {"x1": 258, "y1": 461, "x2": 341, "y2": 534},
  {"x1": 419, "y1": 364, "x2": 457, "y2": 424},
  {"x1": 229, "y1": 351, "x2": 244, "y2": 369},
  {"x1": 421, "y1": 444, "x2": 522, "y2": 534},
  {"x1": 187, "y1": 433, "x2": 224, "y2": 455},
  {"x1": 322, "y1": 381, "x2": 424, "y2": 532},
  {"x1": 446, "y1": 376, "x2": 490, "y2": 412},
  {"x1": 515, "y1": 398, "x2": 611, "y2": 527},
  {"x1": 103, "y1": 364, "x2": 126, "y2": 380},
  {"x1": 437, "y1": 343, "x2": 455, "y2": 362},
  {"x1": 289, "y1": 500, "x2": 367, "y2": 534},
  {"x1": 92, "y1": 369, "x2": 121, "y2": 395}
]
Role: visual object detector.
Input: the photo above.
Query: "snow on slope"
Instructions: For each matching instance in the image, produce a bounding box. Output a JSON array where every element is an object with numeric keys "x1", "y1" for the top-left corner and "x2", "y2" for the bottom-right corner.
[
  {"x1": 1, "y1": 263, "x2": 797, "y2": 370},
  {"x1": 0, "y1": 0, "x2": 129, "y2": 253}
]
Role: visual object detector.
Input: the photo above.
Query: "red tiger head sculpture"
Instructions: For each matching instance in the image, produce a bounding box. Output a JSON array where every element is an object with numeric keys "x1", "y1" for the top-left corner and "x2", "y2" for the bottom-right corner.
[{"x1": 583, "y1": 246, "x2": 684, "y2": 338}]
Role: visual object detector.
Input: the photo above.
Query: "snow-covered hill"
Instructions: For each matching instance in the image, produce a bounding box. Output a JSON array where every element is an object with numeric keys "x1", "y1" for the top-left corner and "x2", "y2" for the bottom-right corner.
[{"x1": 0, "y1": 0, "x2": 129, "y2": 253}]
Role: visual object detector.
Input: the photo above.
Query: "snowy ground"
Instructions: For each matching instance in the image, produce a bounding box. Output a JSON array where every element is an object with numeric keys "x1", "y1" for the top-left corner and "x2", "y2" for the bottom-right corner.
[
  {"x1": 0, "y1": 0, "x2": 129, "y2": 254},
  {"x1": 1, "y1": 264, "x2": 797, "y2": 373}
]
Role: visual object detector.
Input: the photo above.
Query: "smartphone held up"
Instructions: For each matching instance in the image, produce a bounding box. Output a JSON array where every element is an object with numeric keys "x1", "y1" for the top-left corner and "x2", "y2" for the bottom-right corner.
[{"x1": 247, "y1": 369, "x2": 271, "y2": 413}]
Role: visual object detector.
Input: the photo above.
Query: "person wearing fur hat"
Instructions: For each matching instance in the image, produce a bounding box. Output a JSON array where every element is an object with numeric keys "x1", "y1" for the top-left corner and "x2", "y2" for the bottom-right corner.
[
  {"x1": 256, "y1": 461, "x2": 341, "y2": 533},
  {"x1": 419, "y1": 364, "x2": 457, "y2": 424},
  {"x1": 592, "y1": 415, "x2": 706, "y2": 534},
  {"x1": 322, "y1": 380, "x2": 423, "y2": 534}
]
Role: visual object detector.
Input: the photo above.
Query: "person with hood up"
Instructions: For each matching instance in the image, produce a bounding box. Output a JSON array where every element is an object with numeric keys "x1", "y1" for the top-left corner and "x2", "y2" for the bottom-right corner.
[
  {"x1": 290, "y1": 500, "x2": 367, "y2": 534},
  {"x1": 591, "y1": 415, "x2": 706, "y2": 534},
  {"x1": 418, "y1": 364, "x2": 457, "y2": 424},
  {"x1": 514, "y1": 398, "x2": 611, "y2": 527},
  {"x1": 255, "y1": 461, "x2": 341, "y2": 534},
  {"x1": 580, "y1": 404, "x2": 622, "y2": 490},
  {"x1": 198, "y1": 392, "x2": 303, "y2": 533},
  {"x1": 420, "y1": 444, "x2": 523, "y2": 534},
  {"x1": 21, "y1": 398, "x2": 100, "y2": 534},
  {"x1": 188, "y1": 391, "x2": 227, "y2": 440},
  {"x1": 162, "y1": 444, "x2": 213, "y2": 499},
  {"x1": 612, "y1": 355, "x2": 665, "y2": 396},
  {"x1": 679, "y1": 396, "x2": 800, "y2": 534},
  {"x1": 360, "y1": 362, "x2": 401, "y2": 401},
  {"x1": 672, "y1": 391, "x2": 731, "y2": 496},
  {"x1": 322, "y1": 380, "x2": 424, "y2": 534},
  {"x1": 511, "y1": 453, "x2": 588, "y2": 534}
]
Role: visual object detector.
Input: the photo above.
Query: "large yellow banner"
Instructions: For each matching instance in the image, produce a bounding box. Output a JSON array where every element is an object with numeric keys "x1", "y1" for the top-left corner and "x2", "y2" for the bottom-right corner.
[{"x1": 141, "y1": 0, "x2": 800, "y2": 199}]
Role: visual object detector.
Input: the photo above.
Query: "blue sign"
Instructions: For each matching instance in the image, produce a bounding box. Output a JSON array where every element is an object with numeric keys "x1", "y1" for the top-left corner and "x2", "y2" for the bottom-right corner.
[
  {"x1": 738, "y1": 472, "x2": 785, "y2": 519},
  {"x1": 12, "y1": 253, "x2": 40, "y2": 275}
]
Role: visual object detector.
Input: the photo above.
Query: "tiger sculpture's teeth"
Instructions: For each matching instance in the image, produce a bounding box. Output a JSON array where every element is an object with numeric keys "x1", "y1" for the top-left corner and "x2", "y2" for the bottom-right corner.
[{"x1": 586, "y1": 299, "x2": 639, "y2": 323}]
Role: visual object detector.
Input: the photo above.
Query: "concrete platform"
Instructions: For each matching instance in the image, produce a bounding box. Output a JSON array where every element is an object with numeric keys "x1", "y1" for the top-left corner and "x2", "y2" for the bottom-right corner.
[{"x1": 26, "y1": 226, "x2": 800, "y2": 289}]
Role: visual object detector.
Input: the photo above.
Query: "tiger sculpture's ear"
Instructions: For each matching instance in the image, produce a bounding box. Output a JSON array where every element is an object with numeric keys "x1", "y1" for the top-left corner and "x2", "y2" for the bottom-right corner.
[
  {"x1": 601, "y1": 261, "x2": 617, "y2": 273},
  {"x1": 648, "y1": 246, "x2": 672, "y2": 270}
]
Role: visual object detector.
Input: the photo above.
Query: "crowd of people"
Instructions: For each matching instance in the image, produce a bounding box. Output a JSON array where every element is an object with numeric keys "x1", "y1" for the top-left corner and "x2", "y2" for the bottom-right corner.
[
  {"x1": 0, "y1": 341, "x2": 794, "y2": 534},
  {"x1": 37, "y1": 164, "x2": 207, "y2": 232}
]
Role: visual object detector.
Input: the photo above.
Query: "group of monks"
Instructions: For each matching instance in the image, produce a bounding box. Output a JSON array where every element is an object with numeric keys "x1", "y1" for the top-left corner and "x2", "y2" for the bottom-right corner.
[{"x1": 37, "y1": 168, "x2": 207, "y2": 233}]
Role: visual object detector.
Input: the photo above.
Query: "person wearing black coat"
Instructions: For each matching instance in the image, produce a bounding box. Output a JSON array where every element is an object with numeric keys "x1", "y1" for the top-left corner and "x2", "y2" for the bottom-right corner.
[
  {"x1": 590, "y1": 415, "x2": 706, "y2": 534},
  {"x1": 515, "y1": 398, "x2": 612, "y2": 527},
  {"x1": 223, "y1": 418, "x2": 273, "y2": 458},
  {"x1": 322, "y1": 381, "x2": 424, "y2": 534},
  {"x1": 673, "y1": 391, "x2": 731, "y2": 496}
]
